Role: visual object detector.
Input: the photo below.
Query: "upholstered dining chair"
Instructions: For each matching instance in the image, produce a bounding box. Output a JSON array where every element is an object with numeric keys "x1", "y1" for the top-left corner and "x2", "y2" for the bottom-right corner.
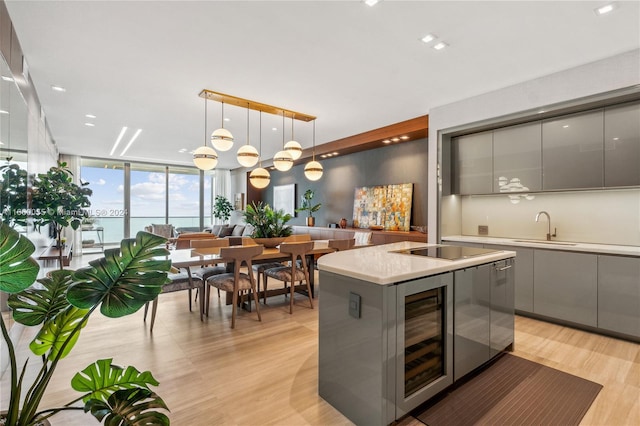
[
  {"x1": 143, "y1": 266, "x2": 204, "y2": 332},
  {"x1": 353, "y1": 231, "x2": 373, "y2": 247},
  {"x1": 190, "y1": 238, "x2": 230, "y2": 298},
  {"x1": 206, "y1": 244, "x2": 264, "y2": 329},
  {"x1": 263, "y1": 241, "x2": 314, "y2": 314},
  {"x1": 328, "y1": 238, "x2": 355, "y2": 251}
]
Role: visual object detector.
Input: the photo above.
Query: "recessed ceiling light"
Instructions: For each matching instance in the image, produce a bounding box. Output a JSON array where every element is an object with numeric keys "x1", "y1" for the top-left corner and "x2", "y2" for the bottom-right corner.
[
  {"x1": 537, "y1": 110, "x2": 546, "y2": 114},
  {"x1": 612, "y1": 137, "x2": 620, "y2": 140},
  {"x1": 563, "y1": 125, "x2": 570, "y2": 128},
  {"x1": 178, "y1": 148, "x2": 187, "y2": 153},
  {"x1": 433, "y1": 42, "x2": 448, "y2": 50},
  {"x1": 51, "y1": 85, "x2": 66, "y2": 92},
  {"x1": 223, "y1": 117, "x2": 230, "y2": 122},
  {"x1": 1, "y1": 76, "x2": 14, "y2": 82},
  {"x1": 391, "y1": 137, "x2": 400, "y2": 142},
  {"x1": 0, "y1": 110, "x2": 8, "y2": 115},
  {"x1": 120, "y1": 129, "x2": 142, "y2": 156},
  {"x1": 421, "y1": 34, "x2": 436, "y2": 44},
  {"x1": 332, "y1": 152, "x2": 339, "y2": 156},
  {"x1": 84, "y1": 122, "x2": 95, "y2": 127},
  {"x1": 364, "y1": 0, "x2": 380, "y2": 6},
  {"x1": 85, "y1": 114, "x2": 96, "y2": 119},
  {"x1": 594, "y1": 2, "x2": 617, "y2": 15},
  {"x1": 400, "y1": 135, "x2": 409, "y2": 140},
  {"x1": 382, "y1": 139, "x2": 391, "y2": 144},
  {"x1": 272, "y1": 127, "x2": 278, "y2": 131},
  {"x1": 110, "y1": 126, "x2": 128, "y2": 156}
]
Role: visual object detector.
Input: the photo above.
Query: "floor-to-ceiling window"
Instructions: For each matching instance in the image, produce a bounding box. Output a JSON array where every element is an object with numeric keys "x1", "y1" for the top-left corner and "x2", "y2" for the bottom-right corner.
[
  {"x1": 80, "y1": 159, "x2": 125, "y2": 244},
  {"x1": 129, "y1": 163, "x2": 167, "y2": 237},
  {"x1": 168, "y1": 166, "x2": 201, "y2": 230}
]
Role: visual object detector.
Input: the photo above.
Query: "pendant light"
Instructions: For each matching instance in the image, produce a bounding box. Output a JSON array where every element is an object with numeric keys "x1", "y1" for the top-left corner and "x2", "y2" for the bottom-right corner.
[
  {"x1": 249, "y1": 112, "x2": 271, "y2": 189},
  {"x1": 304, "y1": 120, "x2": 323, "y2": 181},
  {"x1": 284, "y1": 115, "x2": 302, "y2": 160},
  {"x1": 236, "y1": 102, "x2": 260, "y2": 167},
  {"x1": 273, "y1": 111, "x2": 294, "y2": 171},
  {"x1": 193, "y1": 96, "x2": 218, "y2": 170},
  {"x1": 211, "y1": 101, "x2": 234, "y2": 151}
]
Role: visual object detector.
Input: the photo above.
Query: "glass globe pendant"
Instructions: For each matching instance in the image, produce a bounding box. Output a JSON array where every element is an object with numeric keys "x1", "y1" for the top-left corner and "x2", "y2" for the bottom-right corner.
[
  {"x1": 249, "y1": 167, "x2": 270, "y2": 188},
  {"x1": 273, "y1": 149, "x2": 293, "y2": 171},
  {"x1": 304, "y1": 160, "x2": 323, "y2": 181},
  {"x1": 211, "y1": 101, "x2": 234, "y2": 151},
  {"x1": 193, "y1": 96, "x2": 218, "y2": 170},
  {"x1": 284, "y1": 116, "x2": 302, "y2": 160},
  {"x1": 236, "y1": 104, "x2": 259, "y2": 167}
]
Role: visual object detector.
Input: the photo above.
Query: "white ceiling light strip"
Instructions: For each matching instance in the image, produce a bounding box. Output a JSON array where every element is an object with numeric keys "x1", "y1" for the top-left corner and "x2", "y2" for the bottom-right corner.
[
  {"x1": 120, "y1": 128, "x2": 142, "y2": 156},
  {"x1": 110, "y1": 126, "x2": 128, "y2": 156}
]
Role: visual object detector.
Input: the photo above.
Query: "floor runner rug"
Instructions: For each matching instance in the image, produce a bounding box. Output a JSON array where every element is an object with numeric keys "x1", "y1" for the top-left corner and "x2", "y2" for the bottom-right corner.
[{"x1": 414, "y1": 354, "x2": 602, "y2": 426}]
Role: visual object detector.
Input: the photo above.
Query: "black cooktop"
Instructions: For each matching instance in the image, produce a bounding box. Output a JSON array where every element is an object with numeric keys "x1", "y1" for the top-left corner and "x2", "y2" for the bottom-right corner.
[{"x1": 394, "y1": 245, "x2": 500, "y2": 261}]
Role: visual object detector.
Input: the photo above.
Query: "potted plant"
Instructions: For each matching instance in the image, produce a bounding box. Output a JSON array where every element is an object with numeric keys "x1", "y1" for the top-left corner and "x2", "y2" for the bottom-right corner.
[
  {"x1": 242, "y1": 201, "x2": 292, "y2": 247},
  {"x1": 295, "y1": 189, "x2": 321, "y2": 227},
  {"x1": 28, "y1": 162, "x2": 92, "y2": 265},
  {"x1": 0, "y1": 162, "x2": 29, "y2": 230},
  {"x1": 212, "y1": 195, "x2": 234, "y2": 224},
  {"x1": 0, "y1": 222, "x2": 171, "y2": 425}
]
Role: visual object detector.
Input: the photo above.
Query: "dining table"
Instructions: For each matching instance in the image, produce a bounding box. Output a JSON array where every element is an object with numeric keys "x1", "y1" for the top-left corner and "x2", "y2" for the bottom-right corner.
[{"x1": 168, "y1": 241, "x2": 336, "y2": 313}]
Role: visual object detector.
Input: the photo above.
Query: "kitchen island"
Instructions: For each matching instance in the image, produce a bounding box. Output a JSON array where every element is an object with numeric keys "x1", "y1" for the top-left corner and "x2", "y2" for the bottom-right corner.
[{"x1": 317, "y1": 241, "x2": 515, "y2": 426}]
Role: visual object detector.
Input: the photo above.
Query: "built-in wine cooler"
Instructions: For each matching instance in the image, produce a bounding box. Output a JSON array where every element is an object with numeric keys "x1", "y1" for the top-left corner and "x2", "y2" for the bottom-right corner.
[{"x1": 395, "y1": 273, "x2": 453, "y2": 417}]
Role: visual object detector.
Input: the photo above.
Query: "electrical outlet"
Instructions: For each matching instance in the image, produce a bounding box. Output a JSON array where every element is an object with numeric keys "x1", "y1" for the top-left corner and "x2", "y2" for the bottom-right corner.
[{"x1": 478, "y1": 225, "x2": 489, "y2": 235}]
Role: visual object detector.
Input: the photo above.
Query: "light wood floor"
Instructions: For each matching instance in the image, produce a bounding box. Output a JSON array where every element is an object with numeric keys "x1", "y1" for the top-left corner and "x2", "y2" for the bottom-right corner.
[{"x1": 2, "y1": 254, "x2": 639, "y2": 425}]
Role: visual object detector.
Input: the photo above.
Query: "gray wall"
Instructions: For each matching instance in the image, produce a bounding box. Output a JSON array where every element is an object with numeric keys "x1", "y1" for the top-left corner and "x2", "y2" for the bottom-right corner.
[{"x1": 262, "y1": 137, "x2": 428, "y2": 228}]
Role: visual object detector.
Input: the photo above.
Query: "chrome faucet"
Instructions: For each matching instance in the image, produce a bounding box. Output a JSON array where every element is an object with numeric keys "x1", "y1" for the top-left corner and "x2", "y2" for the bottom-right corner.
[{"x1": 535, "y1": 211, "x2": 557, "y2": 241}]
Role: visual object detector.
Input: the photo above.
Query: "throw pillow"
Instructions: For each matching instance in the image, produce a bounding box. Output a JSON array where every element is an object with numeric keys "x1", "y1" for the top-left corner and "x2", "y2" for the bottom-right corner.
[
  {"x1": 231, "y1": 225, "x2": 245, "y2": 236},
  {"x1": 218, "y1": 226, "x2": 235, "y2": 238}
]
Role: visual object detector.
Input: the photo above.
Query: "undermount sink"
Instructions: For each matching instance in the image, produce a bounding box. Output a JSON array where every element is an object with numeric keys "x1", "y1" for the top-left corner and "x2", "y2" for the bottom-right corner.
[{"x1": 513, "y1": 239, "x2": 577, "y2": 246}]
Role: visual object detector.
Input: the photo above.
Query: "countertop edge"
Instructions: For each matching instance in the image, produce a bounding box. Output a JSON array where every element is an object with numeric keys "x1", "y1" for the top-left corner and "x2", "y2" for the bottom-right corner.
[{"x1": 442, "y1": 235, "x2": 640, "y2": 257}]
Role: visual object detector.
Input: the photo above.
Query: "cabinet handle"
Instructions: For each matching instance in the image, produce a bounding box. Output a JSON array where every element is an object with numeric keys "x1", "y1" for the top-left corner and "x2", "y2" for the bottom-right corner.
[{"x1": 496, "y1": 265, "x2": 512, "y2": 271}]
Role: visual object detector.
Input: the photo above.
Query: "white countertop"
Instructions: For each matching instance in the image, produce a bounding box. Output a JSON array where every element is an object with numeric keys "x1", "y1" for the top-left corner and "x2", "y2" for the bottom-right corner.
[
  {"x1": 442, "y1": 235, "x2": 640, "y2": 257},
  {"x1": 316, "y1": 241, "x2": 515, "y2": 285}
]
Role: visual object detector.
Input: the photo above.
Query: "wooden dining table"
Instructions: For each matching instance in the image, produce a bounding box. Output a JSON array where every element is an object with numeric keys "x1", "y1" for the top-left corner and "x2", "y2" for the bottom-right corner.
[{"x1": 168, "y1": 241, "x2": 336, "y2": 313}]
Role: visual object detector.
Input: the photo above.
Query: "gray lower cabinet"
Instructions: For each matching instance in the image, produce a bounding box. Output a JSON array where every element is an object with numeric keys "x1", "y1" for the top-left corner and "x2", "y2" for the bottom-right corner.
[
  {"x1": 597, "y1": 255, "x2": 640, "y2": 338},
  {"x1": 483, "y1": 244, "x2": 534, "y2": 312},
  {"x1": 533, "y1": 250, "x2": 598, "y2": 327},
  {"x1": 454, "y1": 259, "x2": 514, "y2": 380}
]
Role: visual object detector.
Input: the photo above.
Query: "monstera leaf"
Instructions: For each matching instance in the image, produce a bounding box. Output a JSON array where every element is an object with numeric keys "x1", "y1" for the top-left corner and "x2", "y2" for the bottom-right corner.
[
  {"x1": 84, "y1": 388, "x2": 169, "y2": 426},
  {"x1": 8, "y1": 269, "x2": 74, "y2": 326},
  {"x1": 0, "y1": 221, "x2": 39, "y2": 293},
  {"x1": 29, "y1": 305, "x2": 89, "y2": 360},
  {"x1": 68, "y1": 231, "x2": 171, "y2": 318}
]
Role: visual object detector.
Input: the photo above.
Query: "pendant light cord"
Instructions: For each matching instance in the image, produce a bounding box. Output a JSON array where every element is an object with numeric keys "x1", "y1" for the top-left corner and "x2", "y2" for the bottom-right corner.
[
  {"x1": 312, "y1": 120, "x2": 316, "y2": 161},
  {"x1": 221, "y1": 102, "x2": 225, "y2": 129},
  {"x1": 204, "y1": 95, "x2": 207, "y2": 144},
  {"x1": 259, "y1": 111, "x2": 263, "y2": 167},
  {"x1": 246, "y1": 102, "x2": 250, "y2": 146}
]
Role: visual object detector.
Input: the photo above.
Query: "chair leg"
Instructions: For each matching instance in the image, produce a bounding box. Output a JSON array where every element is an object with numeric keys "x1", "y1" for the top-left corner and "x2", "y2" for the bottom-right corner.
[
  {"x1": 143, "y1": 302, "x2": 149, "y2": 322},
  {"x1": 289, "y1": 280, "x2": 294, "y2": 314},
  {"x1": 188, "y1": 288, "x2": 192, "y2": 312},
  {"x1": 263, "y1": 273, "x2": 269, "y2": 304},
  {"x1": 250, "y1": 278, "x2": 262, "y2": 322},
  {"x1": 205, "y1": 283, "x2": 210, "y2": 317},
  {"x1": 150, "y1": 298, "x2": 159, "y2": 332},
  {"x1": 304, "y1": 271, "x2": 314, "y2": 309},
  {"x1": 231, "y1": 287, "x2": 238, "y2": 329}
]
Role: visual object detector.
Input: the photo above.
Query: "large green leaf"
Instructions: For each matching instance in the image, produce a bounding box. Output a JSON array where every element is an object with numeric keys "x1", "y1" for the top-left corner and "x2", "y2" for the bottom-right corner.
[
  {"x1": 84, "y1": 388, "x2": 169, "y2": 426},
  {"x1": 0, "y1": 221, "x2": 40, "y2": 293},
  {"x1": 67, "y1": 231, "x2": 171, "y2": 318},
  {"x1": 29, "y1": 305, "x2": 89, "y2": 360},
  {"x1": 8, "y1": 269, "x2": 74, "y2": 326},
  {"x1": 71, "y1": 358, "x2": 160, "y2": 403}
]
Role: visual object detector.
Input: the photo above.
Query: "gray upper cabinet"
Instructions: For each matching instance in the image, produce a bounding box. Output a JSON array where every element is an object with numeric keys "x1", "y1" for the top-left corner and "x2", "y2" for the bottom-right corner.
[
  {"x1": 542, "y1": 109, "x2": 604, "y2": 190},
  {"x1": 492, "y1": 122, "x2": 542, "y2": 192},
  {"x1": 452, "y1": 131, "x2": 493, "y2": 195},
  {"x1": 604, "y1": 102, "x2": 640, "y2": 187}
]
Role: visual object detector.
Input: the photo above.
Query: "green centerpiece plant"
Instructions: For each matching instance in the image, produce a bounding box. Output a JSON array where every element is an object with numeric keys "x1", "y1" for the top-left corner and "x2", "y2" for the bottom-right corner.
[
  {"x1": 295, "y1": 189, "x2": 321, "y2": 227},
  {"x1": 242, "y1": 201, "x2": 292, "y2": 247},
  {"x1": 0, "y1": 223, "x2": 172, "y2": 425}
]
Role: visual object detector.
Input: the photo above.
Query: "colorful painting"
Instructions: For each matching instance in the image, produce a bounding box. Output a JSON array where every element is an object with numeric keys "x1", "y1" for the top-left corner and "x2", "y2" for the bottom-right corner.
[{"x1": 352, "y1": 183, "x2": 413, "y2": 231}]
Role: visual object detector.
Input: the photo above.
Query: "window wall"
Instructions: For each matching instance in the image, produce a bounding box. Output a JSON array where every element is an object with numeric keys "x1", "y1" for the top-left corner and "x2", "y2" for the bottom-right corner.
[{"x1": 81, "y1": 159, "x2": 226, "y2": 244}]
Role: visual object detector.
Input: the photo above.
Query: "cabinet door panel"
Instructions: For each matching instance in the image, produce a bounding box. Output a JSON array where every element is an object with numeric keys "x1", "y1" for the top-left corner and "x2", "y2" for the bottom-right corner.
[
  {"x1": 493, "y1": 122, "x2": 542, "y2": 192},
  {"x1": 454, "y1": 265, "x2": 490, "y2": 381},
  {"x1": 484, "y1": 244, "x2": 533, "y2": 313},
  {"x1": 597, "y1": 255, "x2": 640, "y2": 337},
  {"x1": 533, "y1": 250, "x2": 597, "y2": 326},
  {"x1": 604, "y1": 102, "x2": 640, "y2": 187},
  {"x1": 542, "y1": 109, "x2": 604, "y2": 189},
  {"x1": 453, "y1": 131, "x2": 493, "y2": 194},
  {"x1": 490, "y1": 259, "x2": 515, "y2": 358}
]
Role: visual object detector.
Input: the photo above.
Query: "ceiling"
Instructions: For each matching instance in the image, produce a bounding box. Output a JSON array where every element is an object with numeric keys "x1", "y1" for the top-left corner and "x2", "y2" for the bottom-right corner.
[{"x1": 5, "y1": 0, "x2": 640, "y2": 170}]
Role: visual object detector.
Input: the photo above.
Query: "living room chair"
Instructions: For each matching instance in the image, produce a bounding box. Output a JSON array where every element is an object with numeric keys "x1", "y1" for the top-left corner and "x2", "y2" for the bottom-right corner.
[
  {"x1": 353, "y1": 231, "x2": 373, "y2": 247},
  {"x1": 263, "y1": 241, "x2": 314, "y2": 314},
  {"x1": 206, "y1": 244, "x2": 264, "y2": 329},
  {"x1": 143, "y1": 266, "x2": 204, "y2": 332}
]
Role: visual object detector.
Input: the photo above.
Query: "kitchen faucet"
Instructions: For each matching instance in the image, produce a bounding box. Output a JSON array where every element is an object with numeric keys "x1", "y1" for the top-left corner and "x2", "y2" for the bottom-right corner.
[{"x1": 535, "y1": 211, "x2": 557, "y2": 241}]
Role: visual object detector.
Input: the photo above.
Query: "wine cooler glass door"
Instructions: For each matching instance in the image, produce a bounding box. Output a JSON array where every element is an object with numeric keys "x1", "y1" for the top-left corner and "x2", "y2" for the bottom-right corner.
[{"x1": 395, "y1": 273, "x2": 453, "y2": 417}]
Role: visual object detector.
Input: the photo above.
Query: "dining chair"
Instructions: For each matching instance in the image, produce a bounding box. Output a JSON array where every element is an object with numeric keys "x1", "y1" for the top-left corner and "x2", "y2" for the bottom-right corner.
[
  {"x1": 328, "y1": 238, "x2": 355, "y2": 251},
  {"x1": 263, "y1": 241, "x2": 314, "y2": 314},
  {"x1": 206, "y1": 244, "x2": 264, "y2": 329},
  {"x1": 353, "y1": 231, "x2": 373, "y2": 247},
  {"x1": 190, "y1": 238, "x2": 230, "y2": 298},
  {"x1": 143, "y1": 266, "x2": 204, "y2": 332}
]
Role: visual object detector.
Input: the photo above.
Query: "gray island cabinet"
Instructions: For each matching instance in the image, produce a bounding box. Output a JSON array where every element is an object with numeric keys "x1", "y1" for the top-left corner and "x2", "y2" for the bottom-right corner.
[{"x1": 317, "y1": 242, "x2": 515, "y2": 425}]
